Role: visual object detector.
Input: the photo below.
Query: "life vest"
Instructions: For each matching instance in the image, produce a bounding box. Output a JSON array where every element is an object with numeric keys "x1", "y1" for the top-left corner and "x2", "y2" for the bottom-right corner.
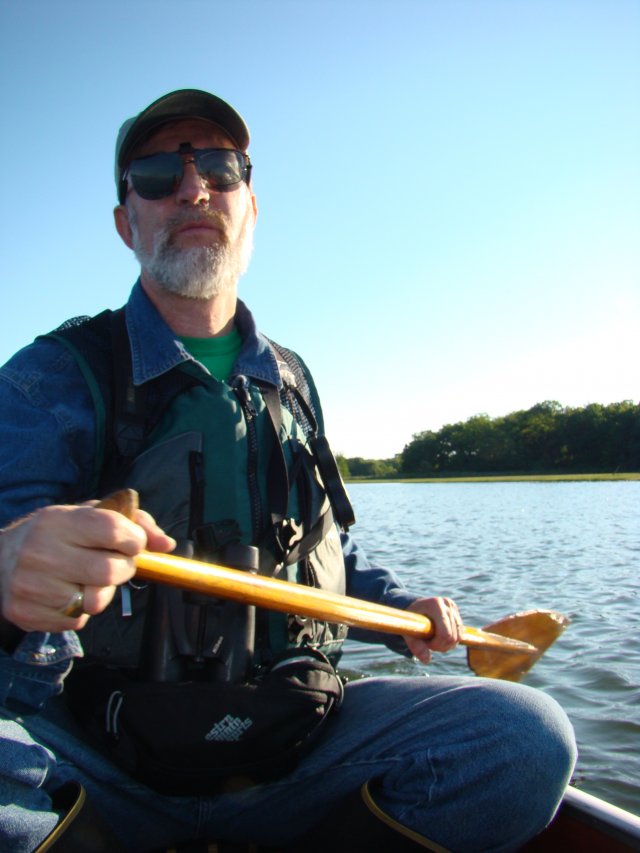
[{"x1": 41, "y1": 306, "x2": 355, "y2": 681}]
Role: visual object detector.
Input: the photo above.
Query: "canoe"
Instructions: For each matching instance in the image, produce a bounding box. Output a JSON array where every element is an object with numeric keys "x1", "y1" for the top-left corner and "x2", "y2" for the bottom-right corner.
[
  {"x1": 40, "y1": 780, "x2": 639, "y2": 851},
  {"x1": 520, "y1": 785, "x2": 640, "y2": 852}
]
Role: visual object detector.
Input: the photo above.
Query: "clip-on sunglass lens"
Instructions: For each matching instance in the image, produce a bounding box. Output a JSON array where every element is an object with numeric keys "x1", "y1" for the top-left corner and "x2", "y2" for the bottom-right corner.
[{"x1": 127, "y1": 147, "x2": 250, "y2": 201}]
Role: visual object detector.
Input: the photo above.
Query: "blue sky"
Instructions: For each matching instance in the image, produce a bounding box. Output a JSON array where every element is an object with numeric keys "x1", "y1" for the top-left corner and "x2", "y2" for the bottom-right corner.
[{"x1": 1, "y1": 0, "x2": 638, "y2": 458}]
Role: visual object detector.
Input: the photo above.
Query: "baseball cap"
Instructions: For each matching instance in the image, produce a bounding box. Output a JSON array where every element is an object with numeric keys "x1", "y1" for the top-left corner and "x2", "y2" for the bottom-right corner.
[{"x1": 115, "y1": 88, "x2": 250, "y2": 198}]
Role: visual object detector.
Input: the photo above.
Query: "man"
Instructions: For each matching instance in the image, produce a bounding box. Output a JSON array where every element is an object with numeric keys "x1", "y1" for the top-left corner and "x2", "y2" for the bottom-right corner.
[{"x1": 0, "y1": 89, "x2": 576, "y2": 852}]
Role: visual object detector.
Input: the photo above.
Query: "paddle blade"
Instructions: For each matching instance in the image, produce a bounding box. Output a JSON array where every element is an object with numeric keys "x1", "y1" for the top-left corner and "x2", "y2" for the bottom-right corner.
[
  {"x1": 467, "y1": 609, "x2": 570, "y2": 681},
  {"x1": 460, "y1": 626, "x2": 537, "y2": 654}
]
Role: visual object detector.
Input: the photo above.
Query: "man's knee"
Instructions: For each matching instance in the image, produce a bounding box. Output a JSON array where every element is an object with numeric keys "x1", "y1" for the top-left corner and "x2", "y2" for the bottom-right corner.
[
  {"x1": 0, "y1": 716, "x2": 57, "y2": 788},
  {"x1": 0, "y1": 716, "x2": 61, "y2": 851}
]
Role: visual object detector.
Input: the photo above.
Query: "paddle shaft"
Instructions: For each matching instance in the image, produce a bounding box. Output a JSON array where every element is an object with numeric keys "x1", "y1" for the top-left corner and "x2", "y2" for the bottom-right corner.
[{"x1": 133, "y1": 551, "x2": 535, "y2": 653}]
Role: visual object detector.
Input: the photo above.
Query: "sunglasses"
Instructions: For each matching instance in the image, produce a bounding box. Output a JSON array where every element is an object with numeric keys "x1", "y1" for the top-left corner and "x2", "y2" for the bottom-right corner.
[{"x1": 120, "y1": 143, "x2": 252, "y2": 203}]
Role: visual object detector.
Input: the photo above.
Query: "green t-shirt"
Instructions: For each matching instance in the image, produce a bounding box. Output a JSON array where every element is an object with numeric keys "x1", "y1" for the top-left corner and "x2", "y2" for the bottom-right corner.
[{"x1": 180, "y1": 328, "x2": 242, "y2": 381}]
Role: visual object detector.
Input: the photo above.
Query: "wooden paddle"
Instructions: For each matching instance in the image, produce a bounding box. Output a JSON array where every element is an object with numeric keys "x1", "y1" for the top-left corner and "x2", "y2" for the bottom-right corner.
[
  {"x1": 467, "y1": 610, "x2": 570, "y2": 681},
  {"x1": 99, "y1": 490, "x2": 569, "y2": 679}
]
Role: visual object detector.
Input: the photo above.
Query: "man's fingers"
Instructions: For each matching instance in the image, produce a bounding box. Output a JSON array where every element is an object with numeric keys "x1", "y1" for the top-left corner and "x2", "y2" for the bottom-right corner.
[
  {"x1": 80, "y1": 582, "x2": 119, "y2": 616},
  {"x1": 76, "y1": 505, "x2": 149, "y2": 554},
  {"x1": 90, "y1": 501, "x2": 176, "y2": 553},
  {"x1": 405, "y1": 596, "x2": 465, "y2": 654},
  {"x1": 13, "y1": 504, "x2": 147, "y2": 562},
  {"x1": 133, "y1": 509, "x2": 177, "y2": 553},
  {"x1": 19, "y1": 541, "x2": 137, "y2": 590},
  {"x1": 0, "y1": 503, "x2": 149, "y2": 632},
  {"x1": 404, "y1": 638, "x2": 433, "y2": 664}
]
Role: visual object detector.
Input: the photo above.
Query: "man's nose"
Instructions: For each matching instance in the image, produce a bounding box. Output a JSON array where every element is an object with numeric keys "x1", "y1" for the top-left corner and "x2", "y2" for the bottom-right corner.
[{"x1": 174, "y1": 161, "x2": 211, "y2": 205}]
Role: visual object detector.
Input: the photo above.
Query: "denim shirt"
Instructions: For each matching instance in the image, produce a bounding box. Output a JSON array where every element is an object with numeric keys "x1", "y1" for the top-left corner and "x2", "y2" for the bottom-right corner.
[
  {"x1": 0, "y1": 631, "x2": 82, "y2": 714},
  {"x1": 0, "y1": 281, "x2": 416, "y2": 711}
]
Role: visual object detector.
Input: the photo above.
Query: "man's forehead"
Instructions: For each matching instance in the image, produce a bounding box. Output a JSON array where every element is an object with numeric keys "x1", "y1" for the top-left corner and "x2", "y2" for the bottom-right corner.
[{"x1": 133, "y1": 118, "x2": 236, "y2": 158}]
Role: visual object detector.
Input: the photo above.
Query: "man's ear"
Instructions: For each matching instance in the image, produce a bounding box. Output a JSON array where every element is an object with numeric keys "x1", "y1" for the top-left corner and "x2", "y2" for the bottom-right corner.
[{"x1": 114, "y1": 205, "x2": 134, "y2": 250}]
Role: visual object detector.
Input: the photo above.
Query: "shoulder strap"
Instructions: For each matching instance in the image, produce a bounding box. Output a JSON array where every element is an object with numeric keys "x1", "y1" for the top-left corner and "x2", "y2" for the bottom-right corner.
[
  {"x1": 40, "y1": 310, "x2": 116, "y2": 496},
  {"x1": 266, "y1": 341, "x2": 355, "y2": 531},
  {"x1": 268, "y1": 340, "x2": 323, "y2": 437},
  {"x1": 40, "y1": 309, "x2": 202, "y2": 497}
]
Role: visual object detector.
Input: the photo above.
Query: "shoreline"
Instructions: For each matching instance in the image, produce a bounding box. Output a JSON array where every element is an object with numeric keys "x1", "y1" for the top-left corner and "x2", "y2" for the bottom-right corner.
[{"x1": 346, "y1": 472, "x2": 640, "y2": 484}]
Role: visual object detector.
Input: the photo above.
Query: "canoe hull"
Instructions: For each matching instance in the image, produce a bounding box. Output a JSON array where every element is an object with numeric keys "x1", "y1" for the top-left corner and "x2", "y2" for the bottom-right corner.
[{"x1": 520, "y1": 786, "x2": 640, "y2": 852}]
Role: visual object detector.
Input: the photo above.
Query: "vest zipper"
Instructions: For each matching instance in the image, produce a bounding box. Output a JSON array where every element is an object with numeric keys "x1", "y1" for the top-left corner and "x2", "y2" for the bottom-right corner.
[{"x1": 231, "y1": 375, "x2": 264, "y2": 543}]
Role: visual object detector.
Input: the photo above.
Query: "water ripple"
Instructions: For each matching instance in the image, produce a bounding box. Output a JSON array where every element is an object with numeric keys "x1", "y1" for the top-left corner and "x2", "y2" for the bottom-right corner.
[{"x1": 342, "y1": 481, "x2": 640, "y2": 816}]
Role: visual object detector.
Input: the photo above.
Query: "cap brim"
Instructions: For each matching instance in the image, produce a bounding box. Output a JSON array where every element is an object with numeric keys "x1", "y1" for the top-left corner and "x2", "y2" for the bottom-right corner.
[{"x1": 117, "y1": 89, "x2": 250, "y2": 174}]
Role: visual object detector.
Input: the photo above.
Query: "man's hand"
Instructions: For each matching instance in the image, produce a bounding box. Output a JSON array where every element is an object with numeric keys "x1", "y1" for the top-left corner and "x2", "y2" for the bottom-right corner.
[
  {"x1": 403, "y1": 596, "x2": 464, "y2": 664},
  {"x1": 0, "y1": 503, "x2": 175, "y2": 633}
]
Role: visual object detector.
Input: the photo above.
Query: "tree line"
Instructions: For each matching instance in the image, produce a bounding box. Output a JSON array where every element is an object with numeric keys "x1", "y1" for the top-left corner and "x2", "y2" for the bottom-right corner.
[{"x1": 338, "y1": 400, "x2": 640, "y2": 478}]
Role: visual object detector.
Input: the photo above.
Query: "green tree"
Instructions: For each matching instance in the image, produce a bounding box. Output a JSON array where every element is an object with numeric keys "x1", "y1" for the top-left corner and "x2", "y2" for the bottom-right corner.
[
  {"x1": 336, "y1": 454, "x2": 350, "y2": 479},
  {"x1": 398, "y1": 400, "x2": 640, "y2": 475},
  {"x1": 399, "y1": 431, "x2": 441, "y2": 474}
]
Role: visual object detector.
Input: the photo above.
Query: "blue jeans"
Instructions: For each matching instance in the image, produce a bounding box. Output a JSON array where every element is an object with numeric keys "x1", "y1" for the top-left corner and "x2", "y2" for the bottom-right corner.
[{"x1": 0, "y1": 675, "x2": 576, "y2": 853}]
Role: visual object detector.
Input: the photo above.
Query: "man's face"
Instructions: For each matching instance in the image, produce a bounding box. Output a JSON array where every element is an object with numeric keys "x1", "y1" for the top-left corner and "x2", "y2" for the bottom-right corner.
[{"x1": 115, "y1": 118, "x2": 257, "y2": 299}]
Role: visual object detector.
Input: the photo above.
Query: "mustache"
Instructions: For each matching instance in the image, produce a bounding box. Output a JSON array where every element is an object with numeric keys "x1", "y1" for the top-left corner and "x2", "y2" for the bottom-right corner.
[
  {"x1": 161, "y1": 210, "x2": 232, "y2": 246},
  {"x1": 168, "y1": 209, "x2": 230, "y2": 229}
]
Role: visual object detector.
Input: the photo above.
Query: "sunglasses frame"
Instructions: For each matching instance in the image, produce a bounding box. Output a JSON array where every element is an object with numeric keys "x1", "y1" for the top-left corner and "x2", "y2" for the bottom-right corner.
[{"x1": 119, "y1": 144, "x2": 252, "y2": 204}]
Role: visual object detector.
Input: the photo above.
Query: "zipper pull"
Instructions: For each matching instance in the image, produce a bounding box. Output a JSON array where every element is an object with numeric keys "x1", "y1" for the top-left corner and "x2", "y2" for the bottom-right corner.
[{"x1": 231, "y1": 375, "x2": 257, "y2": 416}]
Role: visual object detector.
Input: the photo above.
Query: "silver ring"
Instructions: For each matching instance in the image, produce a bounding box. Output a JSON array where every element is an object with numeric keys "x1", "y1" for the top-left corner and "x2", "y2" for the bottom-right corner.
[{"x1": 61, "y1": 586, "x2": 85, "y2": 618}]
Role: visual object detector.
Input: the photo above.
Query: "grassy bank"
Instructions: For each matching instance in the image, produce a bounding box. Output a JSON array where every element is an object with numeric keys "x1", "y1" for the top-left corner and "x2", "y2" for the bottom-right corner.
[{"x1": 346, "y1": 472, "x2": 640, "y2": 484}]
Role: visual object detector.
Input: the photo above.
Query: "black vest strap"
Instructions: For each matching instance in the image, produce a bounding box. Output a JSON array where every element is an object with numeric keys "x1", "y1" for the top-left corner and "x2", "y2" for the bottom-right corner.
[
  {"x1": 110, "y1": 308, "x2": 149, "y2": 459},
  {"x1": 100, "y1": 310, "x2": 203, "y2": 493},
  {"x1": 261, "y1": 384, "x2": 353, "y2": 566}
]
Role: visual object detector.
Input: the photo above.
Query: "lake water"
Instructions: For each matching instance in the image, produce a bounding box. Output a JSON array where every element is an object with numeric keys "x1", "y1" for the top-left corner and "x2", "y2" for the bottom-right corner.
[{"x1": 339, "y1": 481, "x2": 640, "y2": 817}]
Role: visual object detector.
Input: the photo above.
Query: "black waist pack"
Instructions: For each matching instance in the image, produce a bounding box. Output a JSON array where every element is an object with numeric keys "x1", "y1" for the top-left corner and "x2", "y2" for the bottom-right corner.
[{"x1": 65, "y1": 649, "x2": 343, "y2": 795}]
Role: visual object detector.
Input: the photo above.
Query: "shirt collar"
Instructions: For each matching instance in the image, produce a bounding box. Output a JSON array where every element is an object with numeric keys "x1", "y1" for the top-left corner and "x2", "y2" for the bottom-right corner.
[{"x1": 124, "y1": 280, "x2": 282, "y2": 389}]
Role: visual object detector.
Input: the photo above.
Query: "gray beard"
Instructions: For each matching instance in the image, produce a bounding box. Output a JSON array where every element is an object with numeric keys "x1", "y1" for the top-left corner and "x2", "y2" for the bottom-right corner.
[{"x1": 129, "y1": 209, "x2": 253, "y2": 300}]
